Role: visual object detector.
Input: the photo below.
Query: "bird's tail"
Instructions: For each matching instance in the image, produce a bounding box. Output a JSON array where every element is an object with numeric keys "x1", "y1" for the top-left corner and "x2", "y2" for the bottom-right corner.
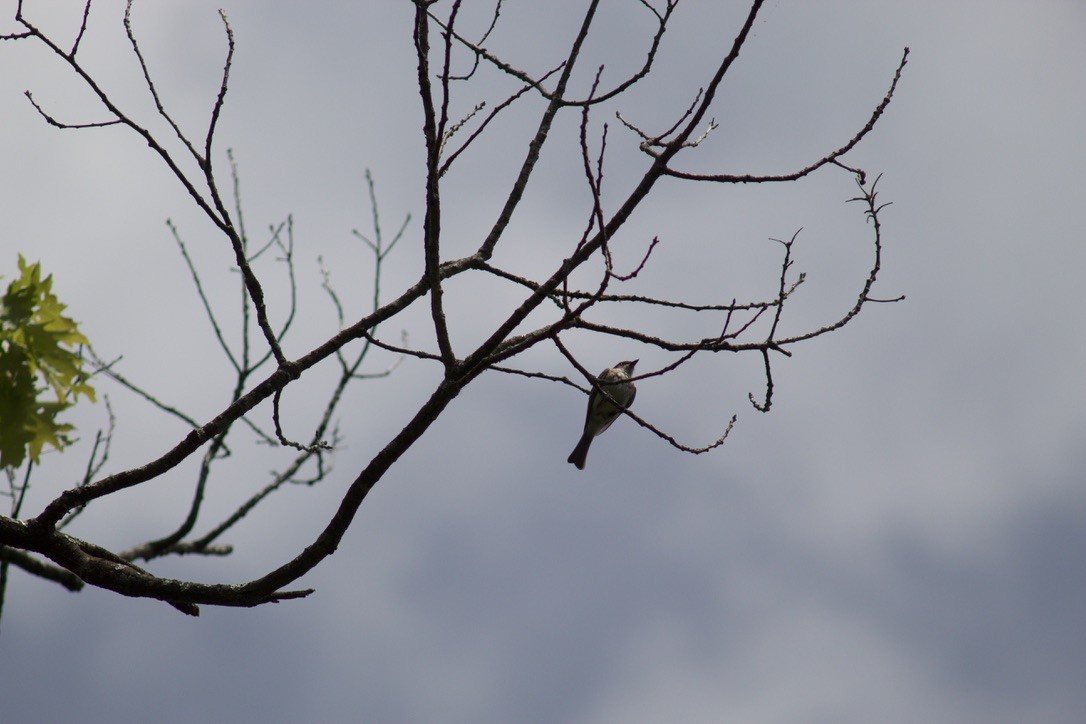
[{"x1": 567, "y1": 432, "x2": 592, "y2": 470}]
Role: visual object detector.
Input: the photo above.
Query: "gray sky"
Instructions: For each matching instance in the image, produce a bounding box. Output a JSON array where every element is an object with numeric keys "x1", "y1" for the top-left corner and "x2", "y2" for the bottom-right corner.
[{"x1": 3, "y1": 1, "x2": 1085, "y2": 722}]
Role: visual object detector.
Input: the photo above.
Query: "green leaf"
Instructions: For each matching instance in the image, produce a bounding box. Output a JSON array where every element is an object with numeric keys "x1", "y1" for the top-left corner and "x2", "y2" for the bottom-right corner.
[{"x1": 0, "y1": 256, "x2": 95, "y2": 469}]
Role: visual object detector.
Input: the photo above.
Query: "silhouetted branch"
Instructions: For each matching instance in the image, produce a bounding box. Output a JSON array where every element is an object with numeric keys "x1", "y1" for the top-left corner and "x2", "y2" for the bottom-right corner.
[{"x1": 1, "y1": 0, "x2": 905, "y2": 615}]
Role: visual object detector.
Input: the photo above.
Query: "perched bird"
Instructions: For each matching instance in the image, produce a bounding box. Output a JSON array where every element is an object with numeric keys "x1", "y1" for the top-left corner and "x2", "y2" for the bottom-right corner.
[{"x1": 567, "y1": 360, "x2": 638, "y2": 470}]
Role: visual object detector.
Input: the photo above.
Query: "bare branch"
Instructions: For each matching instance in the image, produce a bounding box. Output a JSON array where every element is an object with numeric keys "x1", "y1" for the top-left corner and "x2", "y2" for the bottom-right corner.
[
  {"x1": 660, "y1": 48, "x2": 911, "y2": 183},
  {"x1": 86, "y1": 350, "x2": 201, "y2": 429},
  {"x1": 773, "y1": 173, "x2": 904, "y2": 345},
  {"x1": 204, "y1": 10, "x2": 235, "y2": 167},
  {"x1": 0, "y1": 546, "x2": 84, "y2": 592},
  {"x1": 438, "y1": 64, "x2": 564, "y2": 177},
  {"x1": 167, "y1": 220, "x2": 241, "y2": 372},
  {"x1": 70, "y1": 0, "x2": 93, "y2": 57},
  {"x1": 429, "y1": 0, "x2": 679, "y2": 107},
  {"x1": 476, "y1": 261, "x2": 786, "y2": 313},
  {"x1": 58, "y1": 396, "x2": 116, "y2": 531},
  {"x1": 123, "y1": 0, "x2": 201, "y2": 163},
  {"x1": 272, "y1": 388, "x2": 332, "y2": 452},
  {"x1": 414, "y1": 3, "x2": 457, "y2": 367},
  {"x1": 23, "y1": 90, "x2": 121, "y2": 129},
  {"x1": 473, "y1": 0, "x2": 605, "y2": 261}
]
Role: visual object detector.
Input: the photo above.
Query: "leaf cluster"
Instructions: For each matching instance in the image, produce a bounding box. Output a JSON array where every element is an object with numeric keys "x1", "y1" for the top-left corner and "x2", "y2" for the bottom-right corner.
[{"x1": 0, "y1": 256, "x2": 95, "y2": 469}]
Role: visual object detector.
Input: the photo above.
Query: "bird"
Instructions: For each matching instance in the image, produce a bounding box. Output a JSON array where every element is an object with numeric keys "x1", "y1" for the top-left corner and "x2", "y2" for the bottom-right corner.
[{"x1": 567, "y1": 360, "x2": 638, "y2": 470}]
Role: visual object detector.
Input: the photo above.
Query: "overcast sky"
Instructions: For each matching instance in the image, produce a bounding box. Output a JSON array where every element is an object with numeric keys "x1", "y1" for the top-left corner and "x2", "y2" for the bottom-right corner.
[{"x1": 3, "y1": 1, "x2": 1086, "y2": 722}]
